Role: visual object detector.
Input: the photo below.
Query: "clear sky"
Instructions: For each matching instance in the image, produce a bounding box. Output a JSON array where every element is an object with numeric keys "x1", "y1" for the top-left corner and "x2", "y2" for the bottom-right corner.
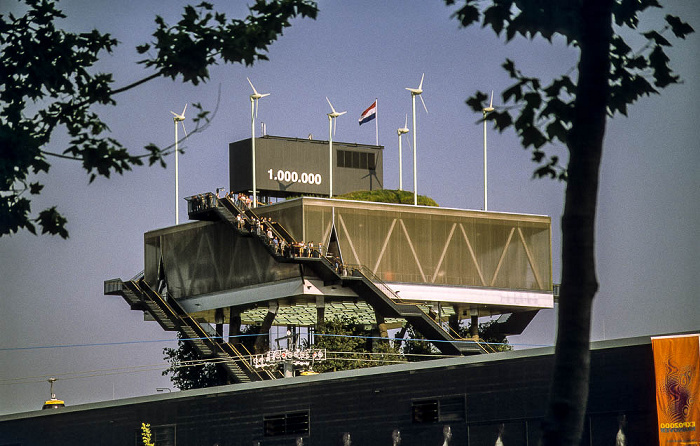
[{"x1": 1, "y1": 0, "x2": 698, "y2": 415}]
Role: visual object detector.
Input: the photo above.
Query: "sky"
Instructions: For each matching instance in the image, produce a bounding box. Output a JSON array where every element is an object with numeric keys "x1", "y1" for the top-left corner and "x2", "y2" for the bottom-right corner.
[{"x1": 0, "y1": 0, "x2": 698, "y2": 415}]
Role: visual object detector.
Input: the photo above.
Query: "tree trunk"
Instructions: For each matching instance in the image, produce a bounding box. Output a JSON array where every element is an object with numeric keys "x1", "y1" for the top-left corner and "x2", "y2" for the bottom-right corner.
[{"x1": 540, "y1": 1, "x2": 612, "y2": 445}]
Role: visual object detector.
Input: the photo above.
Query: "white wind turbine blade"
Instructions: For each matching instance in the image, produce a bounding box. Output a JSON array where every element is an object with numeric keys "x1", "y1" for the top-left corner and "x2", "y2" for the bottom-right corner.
[
  {"x1": 398, "y1": 114, "x2": 409, "y2": 135},
  {"x1": 326, "y1": 97, "x2": 337, "y2": 115},
  {"x1": 247, "y1": 77, "x2": 260, "y2": 96},
  {"x1": 419, "y1": 94, "x2": 428, "y2": 114},
  {"x1": 418, "y1": 73, "x2": 424, "y2": 91},
  {"x1": 180, "y1": 121, "x2": 188, "y2": 138},
  {"x1": 171, "y1": 103, "x2": 187, "y2": 121},
  {"x1": 484, "y1": 90, "x2": 495, "y2": 113}
]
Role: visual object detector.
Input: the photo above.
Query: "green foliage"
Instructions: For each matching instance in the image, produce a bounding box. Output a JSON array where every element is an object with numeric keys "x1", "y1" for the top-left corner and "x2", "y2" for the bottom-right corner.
[
  {"x1": 335, "y1": 189, "x2": 439, "y2": 207},
  {"x1": 449, "y1": 0, "x2": 694, "y2": 181},
  {"x1": 461, "y1": 319, "x2": 513, "y2": 352},
  {"x1": 400, "y1": 325, "x2": 439, "y2": 361},
  {"x1": 308, "y1": 316, "x2": 400, "y2": 372},
  {"x1": 162, "y1": 332, "x2": 229, "y2": 390},
  {"x1": 141, "y1": 423, "x2": 155, "y2": 446},
  {"x1": 0, "y1": 0, "x2": 318, "y2": 239}
]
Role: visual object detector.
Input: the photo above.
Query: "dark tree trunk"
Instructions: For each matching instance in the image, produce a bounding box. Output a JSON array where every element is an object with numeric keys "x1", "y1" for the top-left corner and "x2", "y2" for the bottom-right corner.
[{"x1": 540, "y1": 1, "x2": 613, "y2": 445}]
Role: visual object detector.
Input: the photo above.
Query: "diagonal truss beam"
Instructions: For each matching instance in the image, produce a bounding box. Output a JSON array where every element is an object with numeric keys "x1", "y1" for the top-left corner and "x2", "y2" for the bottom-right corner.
[
  {"x1": 431, "y1": 223, "x2": 457, "y2": 283},
  {"x1": 458, "y1": 223, "x2": 487, "y2": 286},
  {"x1": 373, "y1": 218, "x2": 398, "y2": 274},
  {"x1": 399, "y1": 219, "x2": 427, "y2": 282}
]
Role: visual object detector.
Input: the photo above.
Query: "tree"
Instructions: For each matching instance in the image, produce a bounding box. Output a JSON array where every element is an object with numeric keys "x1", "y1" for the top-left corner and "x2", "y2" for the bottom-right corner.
[
  {"x1": 462, "y1": 319, "x2": 513, "y2": 353},
  {"x1": 445, "y1": 1, "x2": 693, "y2": 444},
  {"x1": 162, "y1": 332, "x2": 229, "y2": 390},
  {"x1": 0, "y1": 0, "x2": 317, "y2": 238},
  {"x1": 310, "y1": 316, "x2": 400, "y2": 373}
]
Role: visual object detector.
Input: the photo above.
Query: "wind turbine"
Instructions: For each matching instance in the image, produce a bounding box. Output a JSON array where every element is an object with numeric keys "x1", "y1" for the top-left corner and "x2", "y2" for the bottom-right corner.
[
  {"x1": 247, "y1": 77, "x2": 270, "y2": 208},
  {"x1": 326, "y1": 97, "x2": 346, "y2": 197},
  {"x1": 171, "y1": 104, "x2": 187, "y2": 224},
  {"x1": 482, "y1": 90, "x2": 494, "y2": 211},
  {"x1": 397, "y1": 114, "x2": 410, "y2": 191},
  {"x1": 405, "y1": 73, "x2": 428, "y2": 205}
]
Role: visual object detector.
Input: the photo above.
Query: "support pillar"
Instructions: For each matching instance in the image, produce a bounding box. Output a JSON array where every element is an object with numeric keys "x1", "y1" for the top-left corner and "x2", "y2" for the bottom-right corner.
[
  {"x1": 315, "y1": 296, "x2": 325, "y2": 331},
  {"x1": 374, "y1": 311, "x2": 389, "y2": 351},
  {"x1": 470, "y1": 309, "x2": 479, "y2": 339},
  {"x1": 215, "y1": 308, "x2": 224, "y2": 343},
  {"x1": 254, "y1": 302, "x2": 277, "y2": 354},
  {"x1": 449, "y1": 312, "x2": 460, "y2": 337},
  {"x1": 228, "y1": 307, "x2": 241, "y2": 345}
]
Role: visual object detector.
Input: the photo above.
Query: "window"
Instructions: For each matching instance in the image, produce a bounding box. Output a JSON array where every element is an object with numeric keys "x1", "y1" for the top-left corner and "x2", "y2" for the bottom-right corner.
[
  {"x1": 412, "y1": 400, "x2": 439, "y2": 423},
  {"x1": 136, "y1": 424, "x2": 176, "y2": 446},
  {"x1": 337, "y1": 150, "x2": 376, "y2": 170},
  {"x1": 412, "y1": 396, "x2": 465, "y2": 424},
  {"x1": 264, "y1": 411, "x2": 310, "y2": 437}
]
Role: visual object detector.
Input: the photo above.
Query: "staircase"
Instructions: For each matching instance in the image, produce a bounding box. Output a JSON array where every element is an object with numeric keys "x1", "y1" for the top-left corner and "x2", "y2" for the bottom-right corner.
[
  {"x1": 105, "y1": 278, "x2": 268, "y2": 383},
  {"x1": 106, "y1": 192, "x2": 495, "y2": 384},
  {"x1": 210, "y1": 195, "x2": 488, "y2": 356}
]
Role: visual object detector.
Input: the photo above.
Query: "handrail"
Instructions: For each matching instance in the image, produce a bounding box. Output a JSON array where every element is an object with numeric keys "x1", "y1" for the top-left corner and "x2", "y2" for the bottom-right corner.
[
  {"x1": 220, "y1": 196, "x2": 293, "y2": 250},
  {"x1": 209, "y1": 195, "x2": 494, "y2": 355},
  {"x1": 345, "y1": 264, "x2": 419, "y2": 306},
  {"x1": 136, "y1": 278, "x2": 268, "y2": 380}
]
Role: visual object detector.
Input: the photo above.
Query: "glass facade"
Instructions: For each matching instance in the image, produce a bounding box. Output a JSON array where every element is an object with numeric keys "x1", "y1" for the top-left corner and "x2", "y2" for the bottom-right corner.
[
  {"x1": 145, "y1": 198, "x2": 551, "y2": 302},
  {"x1": 259, "y1": 198, "x2": 552, "y2": 292},
  {"x1": 144, "y1": 221, "x2": 300, "y2": 300}
]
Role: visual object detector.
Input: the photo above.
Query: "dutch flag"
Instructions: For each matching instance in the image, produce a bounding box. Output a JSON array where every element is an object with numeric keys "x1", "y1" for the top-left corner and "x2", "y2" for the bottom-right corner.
[{"x1": 358, "y1": 100, "x2": 377, "y2": 126}]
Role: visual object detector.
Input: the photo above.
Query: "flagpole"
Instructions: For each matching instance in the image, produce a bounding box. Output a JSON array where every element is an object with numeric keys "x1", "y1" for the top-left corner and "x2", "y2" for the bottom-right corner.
[{"x1": 375, "y1": 97, "x2": 379, "y2": 146}]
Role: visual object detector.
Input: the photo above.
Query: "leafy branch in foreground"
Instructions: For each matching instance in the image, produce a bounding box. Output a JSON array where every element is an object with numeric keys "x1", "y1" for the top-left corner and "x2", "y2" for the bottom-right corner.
[
  {"x1": 0, "y1": 0, "x2": 318, "y2": 238},
  {"x1": 445, "y1": 1, "x2": 692, "y2": 445}
]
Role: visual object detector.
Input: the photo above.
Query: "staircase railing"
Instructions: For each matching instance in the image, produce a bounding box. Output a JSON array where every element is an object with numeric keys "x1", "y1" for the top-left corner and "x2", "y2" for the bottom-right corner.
[{"x1": 196, "y1": 192, "x2": 493, "y2": 355}]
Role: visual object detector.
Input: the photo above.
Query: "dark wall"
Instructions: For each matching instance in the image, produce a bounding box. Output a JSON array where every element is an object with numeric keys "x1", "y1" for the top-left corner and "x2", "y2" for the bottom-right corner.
[
  {"x1": 0, "y1": 342, "x2": 657, "y2": 446},
  {"x1": 229, "y1": 137, "x2": 383, "y2": 198}
]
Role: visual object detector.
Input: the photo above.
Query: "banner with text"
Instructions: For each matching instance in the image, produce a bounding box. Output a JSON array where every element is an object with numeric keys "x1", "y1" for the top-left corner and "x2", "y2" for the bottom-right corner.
[{"x1": 652, "y1": 334, "x2": 700, "y2": 446}]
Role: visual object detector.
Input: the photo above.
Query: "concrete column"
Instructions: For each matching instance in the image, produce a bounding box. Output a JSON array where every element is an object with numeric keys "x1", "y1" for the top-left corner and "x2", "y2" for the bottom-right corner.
[
  {"x1": 228, "y1": 307, "x2": 241, "y2": 345},
  {"x1": 254, "y1": 302, "x2": 277, "y2": 354},
  {"x1": 315, "y1": 296, "x2": 325, "y2": 331},
  {"x1": 215, "y1": 308, "x2": 224, "y2": 343},
  {"x1": 470, "y1": 309, "x2": 479, "y2": 339}
]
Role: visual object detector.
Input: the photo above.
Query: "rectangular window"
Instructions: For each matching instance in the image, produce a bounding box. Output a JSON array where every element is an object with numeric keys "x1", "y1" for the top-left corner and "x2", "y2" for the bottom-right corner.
[
  {"x1": 264, "y1": 411, "x2": 310, "y2": 437},
  {"x1": 412, "y1": 400, "x2": 439, "y2": 424},
  {"x1": 368, "y1": 153, "x2": 376, "y2": 170},
  {"x1": 359, "y1": 152, "x2": 368, "y2": 169},
  {"x1": 336, "y1": 150, "x2": 376, "y2": 170},
  {"x1": 412, "y1": 396, "x2": 465, "y2": 424},
  {"x1": 136, "y1": 424, "x2": 176, "y2": 446}
]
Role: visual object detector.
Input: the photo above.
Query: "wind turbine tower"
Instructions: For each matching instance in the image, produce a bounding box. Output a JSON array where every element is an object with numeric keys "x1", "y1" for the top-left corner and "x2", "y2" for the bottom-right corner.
[
  {"x1": 326, "y1": 97, "x2": 346, "y2": 197},
  {"x1": 397, "y1": 115, "x2": 409, "y2": 191},
  {"x1": 482, "y1": 90, "x2": 494, "y2": 211},
  {"x1": 405, "y1": 74, "x2": 428, "y2": 205},
  {"x1": 247, "y1": 77, "x2": 270, "y2": 208},
  {"x1": 171, "y1": 104, "x2": 187, "y2": 224}
]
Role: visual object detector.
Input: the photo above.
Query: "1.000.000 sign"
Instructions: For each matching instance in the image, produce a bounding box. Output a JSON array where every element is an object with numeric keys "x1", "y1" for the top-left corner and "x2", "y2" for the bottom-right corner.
[{"x1": 268, "y1": 169, "x2": 322, "y2": 185}]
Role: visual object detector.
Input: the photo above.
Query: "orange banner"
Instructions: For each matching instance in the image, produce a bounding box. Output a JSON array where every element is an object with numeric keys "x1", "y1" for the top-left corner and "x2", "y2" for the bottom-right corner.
[{"x1": 652, "y1": 334, "x2": 700, "y2": 446}]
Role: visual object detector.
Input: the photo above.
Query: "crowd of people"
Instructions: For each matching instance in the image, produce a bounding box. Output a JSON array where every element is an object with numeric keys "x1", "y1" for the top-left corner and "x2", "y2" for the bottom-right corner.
[{"x1": 190, "y1": 190, "x2": 350, "y2": 275}]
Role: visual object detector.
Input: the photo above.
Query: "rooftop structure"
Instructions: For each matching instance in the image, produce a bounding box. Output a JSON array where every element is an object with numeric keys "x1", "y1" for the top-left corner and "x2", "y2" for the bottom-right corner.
[{"x1": 105, "y1": 136, "x2": 553, "y2": 383}]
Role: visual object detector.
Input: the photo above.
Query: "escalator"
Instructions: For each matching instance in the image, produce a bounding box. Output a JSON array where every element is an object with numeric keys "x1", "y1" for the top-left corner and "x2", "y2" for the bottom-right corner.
[
  {"x1": 211, "y1": 195, "x2": 487, "y2": 356},
  {"x1": 105, "y1": 278, "x2": 269, "y2": 383}
]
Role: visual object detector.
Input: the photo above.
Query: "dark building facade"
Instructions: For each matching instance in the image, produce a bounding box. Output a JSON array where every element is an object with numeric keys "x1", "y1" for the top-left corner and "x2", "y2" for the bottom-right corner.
[
  {"x1": 229, "y1": 136, "x2": 383, "y2": 199},
  {"x1": 0, "y1": 336, "x2": 658, "y2": 446}
]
